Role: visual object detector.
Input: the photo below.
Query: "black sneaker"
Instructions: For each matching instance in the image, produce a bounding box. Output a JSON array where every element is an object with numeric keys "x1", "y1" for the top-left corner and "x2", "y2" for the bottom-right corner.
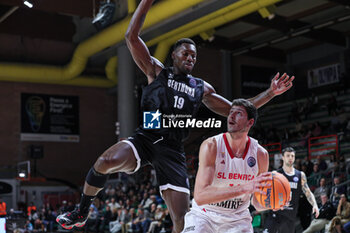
[{"x1": 56, "y1": 208, "x2": 88, "y2": 230}]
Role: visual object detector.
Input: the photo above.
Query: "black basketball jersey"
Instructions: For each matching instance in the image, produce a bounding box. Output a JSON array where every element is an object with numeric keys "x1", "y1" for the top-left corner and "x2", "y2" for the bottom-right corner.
[
  {"x1": 276, "y1": 168, "x2": 302, "y2": 220},
  {"x1": 139, "y1": 67, "x2": 204, "y2": 143}
]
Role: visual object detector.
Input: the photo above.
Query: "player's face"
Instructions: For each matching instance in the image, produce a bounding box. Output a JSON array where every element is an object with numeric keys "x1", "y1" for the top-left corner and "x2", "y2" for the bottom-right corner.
[
  {"x1": 172, "y1": 43, "x2": 197, "y2": 74},
  {"x1": 227, "y1": 105, "x2": 253, "y2": 133},
  {"x1": 282, "y1": 151, "x2": 295, "y2": 167}
]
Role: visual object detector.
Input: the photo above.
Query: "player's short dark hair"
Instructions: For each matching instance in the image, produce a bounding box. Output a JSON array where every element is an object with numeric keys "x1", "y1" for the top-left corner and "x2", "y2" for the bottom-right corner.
[
  {"x1": 282, "y1": 147, "x2": 296, "y2": 156},
  {"x1": 173, "y1": 38, "x2": 196, "y2": 51},
  {"x1": 231, "y1": 98, "x2": 258, "y2": 127}
]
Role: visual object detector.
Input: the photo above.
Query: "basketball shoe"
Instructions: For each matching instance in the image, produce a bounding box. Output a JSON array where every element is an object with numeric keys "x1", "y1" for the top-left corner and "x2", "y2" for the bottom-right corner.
[{"x1": 56, "y1": 208, "x2": 88, "y2": 229}]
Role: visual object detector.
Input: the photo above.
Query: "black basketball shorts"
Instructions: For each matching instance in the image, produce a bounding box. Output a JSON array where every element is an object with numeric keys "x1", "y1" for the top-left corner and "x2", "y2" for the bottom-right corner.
[
  {"x1": 122, "y1": 130, "x2": 190, "y2": 195},
  {"x1": 263, "y1": 212, "x2": 296, "y2": 233}
]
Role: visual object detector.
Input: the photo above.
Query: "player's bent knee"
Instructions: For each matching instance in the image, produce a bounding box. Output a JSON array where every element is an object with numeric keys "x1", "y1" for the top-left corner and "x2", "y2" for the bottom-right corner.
[{"x1": 85, "y1": 167, "x2": 109, "y2": 188}]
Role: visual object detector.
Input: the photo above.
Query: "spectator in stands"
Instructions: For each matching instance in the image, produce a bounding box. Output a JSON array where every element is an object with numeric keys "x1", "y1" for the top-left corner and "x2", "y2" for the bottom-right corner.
[
  {"x1": 96, "y1": 205, "x2": 113, "y2": 233},
  {"x1": 27, "y1": 202, "x2": 36, "y2": 217},
  {"x1": 302, "y1": 194, "x2": 335, "y2": 233},
  {"x1": 330, "y1": 177, "x2": 347, "y2": 206},
  {"x1": 161, "y1": 208, "x2": 173, "y2": 233},
  {"x1": 43, "y1": 209, "x2": 56, "y2": 232},
  {"x1": 331, "y1": 161, "x2": 346, "y2": 180},
  {"x1": 131, "y1": 195, "x2": 140, "y2": 209},
  {"x1": 317, "y1": 156, "x2": 328, "y2": 171},
  {"x1": 24, "y1": 219, "x2": 34, "y2": 232},
  {"x1": 84, "y1": 205, "x2": 99, "y2": 232},
  {"x1": 314, "y1": 178, "x2": 331, "y2": 204},
  {"x1": 44, "y1": 202, "x2": 53, "y2": 212},
  {"x1": 147, "y1": 205, "x2": 165, "y2": 233},
  {"x1": 132, "y1": 206, "x2": 150, "y2": 233},
  {"x1": 126, "y1": 208, "x2": 137, "y2": 233},
  {"x1": 108, "y1": 197, "x2": 121, "y2": 216},
  {"x1": 308, "y1": 163, "x2": 322, "y2": 190},
  {"x1": 327, "y1": 194, "x2": 350, "y2": 233},
  {"x1": 143, "y1": 195, "x2": 157, "y2": 211},
  {"x1": 33, "y1": 216, "x2": 45, "y2": 231},
  {"x1": 110, "y1": 207, "x2": 130, "y2": 233},
  {"x1": 140, "y1": 192, "x2": 150, "y2": 207},
  {"x1": 295, "y1": 159, "x2": 302, "y2": 171},
  {"x1": 105, "y1": 184, "x2": 117, "y2": 199},
  {"x1": 0, "y1": 197, "x2": 6, "y2": 217},
  {"x1": 304, "y1": 156, "x2": 314, "y2": 177}
]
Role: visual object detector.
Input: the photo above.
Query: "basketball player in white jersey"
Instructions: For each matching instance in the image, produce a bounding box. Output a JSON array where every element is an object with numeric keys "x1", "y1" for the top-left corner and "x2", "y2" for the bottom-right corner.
[{"x1": 182, "y1": 98, "x2": 274, "y2": 233}]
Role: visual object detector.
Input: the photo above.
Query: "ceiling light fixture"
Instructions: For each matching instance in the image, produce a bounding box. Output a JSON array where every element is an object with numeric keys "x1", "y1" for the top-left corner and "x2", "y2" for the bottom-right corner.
[{"x1": 23, "y1": 0, "x2": 33, "y2": 8}]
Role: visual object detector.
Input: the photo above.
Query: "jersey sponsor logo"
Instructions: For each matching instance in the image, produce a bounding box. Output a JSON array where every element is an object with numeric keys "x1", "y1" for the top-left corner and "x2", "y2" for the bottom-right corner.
[
  {"x1": 210, "y1": 199, "x2": 244, "y2": 209},
  {"x1": 189, "y1": 78, "x2": 197, "y2": 87},
  {"x1": 143, "y1": 110, "x2": 161, "y2": 129},
  {"x1": 247, "y1": 157, "x2": 256, "y2": 167},
  {"x1": 217, "y1": 172, "x2": 254, "y2": 181},
  {"x1": 167, "y1": 79, "x2": 195, "y2": 97},
  {"x1": 293, "y1": 176, "x2": 299, "y2": 182},
  {"x1": 290, "y1": 182, "x2": 298, "y2": 189}
]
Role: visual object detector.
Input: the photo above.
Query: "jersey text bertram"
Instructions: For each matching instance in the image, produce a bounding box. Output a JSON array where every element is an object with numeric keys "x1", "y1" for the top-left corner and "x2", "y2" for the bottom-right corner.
[
  {"x1": 168, "y1": 80, "x2": 195, "y2": 97},
  {"x1": 217, "y1": 172, "x2": 255, "y2": 181}
]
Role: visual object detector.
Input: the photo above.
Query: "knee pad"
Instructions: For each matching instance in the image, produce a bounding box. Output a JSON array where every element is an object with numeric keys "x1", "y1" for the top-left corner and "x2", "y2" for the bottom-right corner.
[{"x1": 85, "y1": 167, "x2": 109, "y2": 188}]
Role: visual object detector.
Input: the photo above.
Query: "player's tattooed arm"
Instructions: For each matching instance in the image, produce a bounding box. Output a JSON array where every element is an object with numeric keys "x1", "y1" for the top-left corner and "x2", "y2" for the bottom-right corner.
[
  {"x1": 248, "y1": 73, "x2": 294, "y2": 108},
  {"x1": 301, "y1": 171, "x2": 320, "y2": 218}
]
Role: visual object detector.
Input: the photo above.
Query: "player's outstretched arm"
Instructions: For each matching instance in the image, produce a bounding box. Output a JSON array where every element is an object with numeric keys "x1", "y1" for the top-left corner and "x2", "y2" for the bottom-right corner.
[
  {"x1": 202, "y1": 81, "x2": 232, "y2": 117},
  {"x1": 194, "y1": 138, "x2": 272, "y2": 205},
  {"x1": 301, "y1": 171, "x2": 320, "y2": 218},
  {"x1": 125, "y1": 0, "x2": 163, "y2": 84},
  {"x1": 248, "y1": 72, "x2": 294, "y2": 108},
  {"x1": 202, "y1": 73, "x2": 294, "y2": 117}
]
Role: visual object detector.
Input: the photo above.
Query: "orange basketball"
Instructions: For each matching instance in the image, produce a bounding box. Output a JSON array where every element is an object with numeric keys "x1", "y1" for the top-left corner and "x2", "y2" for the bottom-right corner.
[{"x1": 254, "y1": 172, "x2": 291, "y2": 210}]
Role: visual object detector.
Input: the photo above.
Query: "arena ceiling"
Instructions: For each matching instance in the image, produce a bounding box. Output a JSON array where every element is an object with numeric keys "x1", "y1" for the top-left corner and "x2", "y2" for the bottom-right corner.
[{"x1": 0, "y1": 0, "x2": 349, "y2": 84}]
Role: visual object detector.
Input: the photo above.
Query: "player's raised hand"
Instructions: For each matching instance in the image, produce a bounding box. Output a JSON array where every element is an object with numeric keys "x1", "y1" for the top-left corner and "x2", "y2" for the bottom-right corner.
[{"x1": 270, "y1": 72, "x2": 294, "y2": 96}]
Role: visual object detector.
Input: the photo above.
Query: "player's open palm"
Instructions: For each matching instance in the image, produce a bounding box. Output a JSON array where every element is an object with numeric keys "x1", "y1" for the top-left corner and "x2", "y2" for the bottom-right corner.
[{"x1": 270, "y1": 72, "x2": 294, "y2": 96}]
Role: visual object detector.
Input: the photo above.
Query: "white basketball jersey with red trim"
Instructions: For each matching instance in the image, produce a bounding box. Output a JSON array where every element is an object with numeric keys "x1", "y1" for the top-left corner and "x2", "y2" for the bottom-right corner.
[{"x1": 192, "y1": 133, "x2": 259, "y2": 220}]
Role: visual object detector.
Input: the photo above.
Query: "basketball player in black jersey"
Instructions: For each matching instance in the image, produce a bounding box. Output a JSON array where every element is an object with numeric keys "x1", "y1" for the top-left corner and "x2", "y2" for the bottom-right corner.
[
  {"x1": 263, "y1": 147, "x2": 319, "y2": 233},
  {"x1": 56, "y1": 0, "x2": 294, "y2": 232}
]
